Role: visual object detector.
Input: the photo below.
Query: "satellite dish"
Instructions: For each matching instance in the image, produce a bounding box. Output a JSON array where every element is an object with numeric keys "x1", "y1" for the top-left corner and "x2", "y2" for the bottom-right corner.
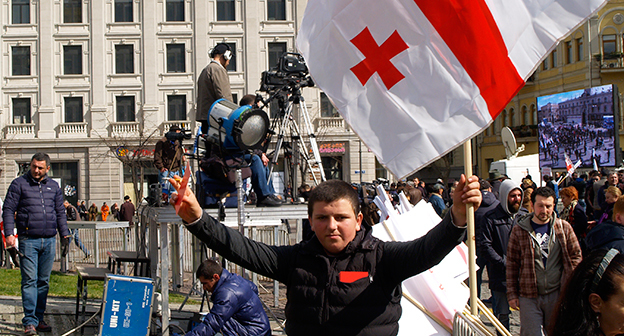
[{"x1": 501, "y1": 127, "x2": 525, "y2": 159}]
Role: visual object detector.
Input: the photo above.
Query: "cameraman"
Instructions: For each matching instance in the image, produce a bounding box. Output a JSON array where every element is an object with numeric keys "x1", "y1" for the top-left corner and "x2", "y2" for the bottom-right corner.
[
  {"x1": 155, "y1": 125, "x2": 185, "y2": 200},
  {"x1": 197, "y1": 43, "x2": 233, "y2": 134}
]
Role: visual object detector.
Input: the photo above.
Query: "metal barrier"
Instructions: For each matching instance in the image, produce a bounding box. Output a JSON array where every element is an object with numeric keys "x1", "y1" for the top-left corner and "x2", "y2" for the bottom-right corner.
[{"x1": 55, "y1": 222, "x2": 133, "y2": 268}]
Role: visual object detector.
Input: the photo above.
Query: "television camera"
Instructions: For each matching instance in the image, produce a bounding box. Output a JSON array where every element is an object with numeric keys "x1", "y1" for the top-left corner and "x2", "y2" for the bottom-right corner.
[
  {"x1": 260, "y1": 52, "x2": 315, "y2": 93},
  {"x1": 165, "y1": 128, "x2": 192, "y2": 142}
]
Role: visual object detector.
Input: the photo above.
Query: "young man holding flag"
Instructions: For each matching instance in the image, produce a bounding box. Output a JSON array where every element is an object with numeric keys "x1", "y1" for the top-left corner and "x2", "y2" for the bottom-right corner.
[{"x1": 170, "y1": 176, "x2": 481, "y2": 335}]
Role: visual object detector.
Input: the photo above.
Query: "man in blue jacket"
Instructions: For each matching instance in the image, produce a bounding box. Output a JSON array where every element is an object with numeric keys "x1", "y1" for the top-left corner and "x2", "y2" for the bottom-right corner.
[
  {"x1": 186, "y1": 259, "x2": 271, "y2": 336},
  {"x1": 3, "y1": 153, "x2": 71, "y2": 336}
]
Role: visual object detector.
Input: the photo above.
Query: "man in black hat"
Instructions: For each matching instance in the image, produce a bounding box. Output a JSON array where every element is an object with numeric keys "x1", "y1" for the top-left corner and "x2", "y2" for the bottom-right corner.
[
  {"x1": 197, "y1": 43, "x2": 234, "y2": 134},
  {"x1": 154, "y1": 125, "x2": 185, "y2": 200}
]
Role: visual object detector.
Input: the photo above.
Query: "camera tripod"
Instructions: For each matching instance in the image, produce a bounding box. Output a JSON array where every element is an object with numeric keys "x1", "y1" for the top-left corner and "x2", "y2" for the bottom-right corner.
[{"x1": 262, "y1": 84, "x2": 326, "y2": 196}]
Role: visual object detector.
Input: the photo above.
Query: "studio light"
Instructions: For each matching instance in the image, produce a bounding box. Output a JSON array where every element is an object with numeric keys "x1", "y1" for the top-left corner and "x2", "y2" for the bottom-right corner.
[{"x1": 207, "y1": 99, "x2": 270, "y2": 151}]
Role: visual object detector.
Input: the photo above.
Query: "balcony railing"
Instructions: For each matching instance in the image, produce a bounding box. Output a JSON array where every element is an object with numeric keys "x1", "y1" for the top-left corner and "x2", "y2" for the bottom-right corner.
[
  {"x1": 509, "y1": 125, "x2": 538, "y2": 138},
  {"x1": 111, "y1": 121, "x2": 140, "y2": 137},
  {"x1": 5, "y1": 123, "x2": 35, "y2": 139},
  {"x1": 59, "y1": 122, "x2": 88, "y2": 137},
  {"x1": 314, "y1": 117, "x2": 346, "y2": 132},
  {"x1": 161, "y1": 120, "x2": 194, "y2": 135}
]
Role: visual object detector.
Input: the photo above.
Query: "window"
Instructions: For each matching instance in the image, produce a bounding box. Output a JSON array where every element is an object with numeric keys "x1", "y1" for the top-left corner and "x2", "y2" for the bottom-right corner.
[
  {"x1": 232, "y1": 93, "x2": 238, "y2": 104},
  {"x1": 116, "y1": 96, "x2": 135, "y2": 122},
  {"x1": 217, "y1": 0, "x2": 235, "y2": 21},
  {"x1": 64, "y1": 46, "x2": 82, "y2": 75},
  {"x1": 320, "y1": 93, "x2": 339, "y2": 117},
  {"x1": 64, "y1": 97, "x2": 83, "y2": 122},
  {"x1": 268, "y1": 42, "x2": 286, "y2": 69},
  {"x1": 322, "y1": 156, "x2": 343, "y2": 180},
  {"x1": 542, "y1": 57, "x2": 548, "y2": 70},
  {"x1": 502, "y1": 109, "x2": 508, "y2": 127},
  {"x1": 551, "y1": 49, "x2": 557, "y2": 67},
  {"x1": 509, "y1": 108, "x2": 515, "y2": 127},
  {"x1": 166, "y1": 44, "x2": 185, "y2": 73},
  {"x1": 225, "y1": 42, "x2": 236, "y2": 72},
  {"x1": 12, "y1": 98, "x2": 31, "y2": 124},
  {"x1": 566, "y1": 41, "x2": 572, "y2": 64},
  {"x1": 267, "y1": 0, "x2": 285, "y2": 20},
  {"x1": 603, "y1": 34, "x2": 616, "y2": 55},
  {"x1": 168, "y1": 95, "x2": 186, "y2": 121},
  {"x1": 115, "y1": 44, "x2": 134, "y2": 74},
  {"x1": 115, "y1": 0, "x2": 133, "y2": 22},
  {"x1": 12, "y1": 46, "x2": 30, "y2": 76},
  {"x1": 12, "y1": 0, "x2": 29, "y2": 24},
  {"x1": 577, "y1": 37, "x2": 583, "y2": 61},
  {"x1": 64, "y1": 0, "x2": 81, "y2": 23},
  {"x1": 522, "y1": 106, "x2": 529, "y2": 124},
  {"x1": 166, "y1": 0, "x2": 184, "y2": 21}
]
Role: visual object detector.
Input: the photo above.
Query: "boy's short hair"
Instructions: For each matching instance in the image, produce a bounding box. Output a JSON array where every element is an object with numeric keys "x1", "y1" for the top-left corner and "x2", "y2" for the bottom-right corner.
[
  {"x1": 308, "y1": 180, "x2": 360, "y2": 217},
  {"x1": 531, "y1": 186, "x2": 556, "y2": 204},
  {"x1": 606, "y1": 186, "x2": 622, "y2": 198},
  {"x1": 613, "y1": 195, "x2": 624, "y2": 219},
  {"x1": 196, "y1": 259, "x2": 223, "y2": 280}
]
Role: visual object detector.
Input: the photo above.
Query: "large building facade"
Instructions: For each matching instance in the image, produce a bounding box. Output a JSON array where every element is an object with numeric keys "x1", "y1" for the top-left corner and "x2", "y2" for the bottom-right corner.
[
  {"x1": 473, "y1": 0, "x2": 624, "y2": 178},
  {"x1": 0, "y1": 0, "x2": 378, "y2": 205}
]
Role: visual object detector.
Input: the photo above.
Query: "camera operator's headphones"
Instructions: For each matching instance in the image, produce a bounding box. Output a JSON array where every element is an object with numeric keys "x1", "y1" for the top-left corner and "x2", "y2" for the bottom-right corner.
[{"x1": 211, "y1": 43, "x2": 232, "y2": 61}]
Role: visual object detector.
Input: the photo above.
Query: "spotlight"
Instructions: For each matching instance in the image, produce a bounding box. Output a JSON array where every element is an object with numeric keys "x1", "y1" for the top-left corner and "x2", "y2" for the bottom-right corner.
[{"x1": 207, "y1": 99, "x2": 270, "y2": 151}]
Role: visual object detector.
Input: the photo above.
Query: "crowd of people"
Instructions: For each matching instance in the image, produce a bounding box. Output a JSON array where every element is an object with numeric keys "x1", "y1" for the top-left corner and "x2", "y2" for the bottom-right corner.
[{"x1": 472, "y1": 167, "x2": 624, "y2": 336}]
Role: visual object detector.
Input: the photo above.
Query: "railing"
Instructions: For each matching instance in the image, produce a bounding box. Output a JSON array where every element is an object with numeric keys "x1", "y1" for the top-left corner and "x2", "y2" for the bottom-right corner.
[
  {"x1": 59, "y1": 122, "x2": 88, "y2": 135},
  {"x1": 111, "y1": 121, "x2": 140, "y2": 135},
  {"x1": 314, "y1": 117, "x2": 345, "y2": 131},
  {"x1": 161, "y1": 120, "x2": 193, "y2": 135},
  {"x1": 509, "y1": 125, "x2": 538, "y2": 138},
  {"x1": 4, "y1": 123, "x2": 35, "y2": 138}
]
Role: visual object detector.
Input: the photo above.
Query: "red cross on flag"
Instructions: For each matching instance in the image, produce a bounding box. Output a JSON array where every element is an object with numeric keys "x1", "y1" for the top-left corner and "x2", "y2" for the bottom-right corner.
[{"x1": 297, "y1": 0, "x2": 608, "y2": 179}]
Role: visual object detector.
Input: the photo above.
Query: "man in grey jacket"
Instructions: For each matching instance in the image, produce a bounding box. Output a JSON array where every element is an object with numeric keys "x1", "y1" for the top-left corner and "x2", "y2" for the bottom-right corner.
[{"x1": 196, "y1": 43, "x2": 234, "y2": 134}]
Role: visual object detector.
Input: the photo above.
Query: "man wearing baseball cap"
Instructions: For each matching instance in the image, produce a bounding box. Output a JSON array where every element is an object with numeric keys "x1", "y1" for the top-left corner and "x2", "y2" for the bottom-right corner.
[{"x1": 196, "y1": 43, "x2": 234, "y2": 134}]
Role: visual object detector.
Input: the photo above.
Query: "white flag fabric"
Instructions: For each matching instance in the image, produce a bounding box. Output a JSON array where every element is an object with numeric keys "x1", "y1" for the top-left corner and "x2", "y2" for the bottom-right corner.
[
  {"x1": 297, "y1": 0, "x2": 608, "y2": 178},
  {"x1": 372, "y1": 200, "x2": 470, "y2": 334}
]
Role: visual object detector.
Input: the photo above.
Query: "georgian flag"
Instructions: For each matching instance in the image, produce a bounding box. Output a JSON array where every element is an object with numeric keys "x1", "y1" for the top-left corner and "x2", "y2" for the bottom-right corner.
[{"x1": 297, "y1": 0, "x2": 608, "y2": 179}]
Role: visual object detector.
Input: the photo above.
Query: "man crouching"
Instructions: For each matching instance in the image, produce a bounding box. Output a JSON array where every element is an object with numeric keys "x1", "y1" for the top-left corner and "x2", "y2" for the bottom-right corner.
[{"x1": 186, "y1": 259, "x2": 271, "y2": 336}]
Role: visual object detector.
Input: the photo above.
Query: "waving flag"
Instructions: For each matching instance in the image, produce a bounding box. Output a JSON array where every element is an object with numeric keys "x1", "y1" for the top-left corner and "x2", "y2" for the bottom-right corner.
[{"x1": 297, "y1": 0, "x2": 608, "y2": 178}]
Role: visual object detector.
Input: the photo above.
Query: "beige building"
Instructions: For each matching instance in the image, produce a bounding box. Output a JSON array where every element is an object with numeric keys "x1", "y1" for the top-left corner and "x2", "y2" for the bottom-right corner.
[
  {"x1": 0, "y1": 0, "x2": 379, "y2": 205},
  {"x1": 452, "y1": 0, "x2": 624, "y2": 181}
]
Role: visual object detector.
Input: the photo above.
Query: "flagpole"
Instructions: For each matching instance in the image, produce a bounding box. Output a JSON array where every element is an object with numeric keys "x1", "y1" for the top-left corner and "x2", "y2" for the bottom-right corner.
[{"x1": 463, "y1": 140, "x2": 478, "y2": 316}]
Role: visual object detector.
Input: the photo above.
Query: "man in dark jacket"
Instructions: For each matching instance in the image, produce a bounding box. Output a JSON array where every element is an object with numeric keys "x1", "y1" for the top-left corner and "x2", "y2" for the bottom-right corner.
[
  {"x1": 585, "y1": 195, "x2": 624, "y2": 253},
  {"x1": 3, "y1": 153, "x2": 71, "y2": 335},
  {"x1": 185, "y1": 259, "x2": 270, "y2": 336},
  {"x1": 119, "y1": 195, "x2": 135, "y2": 226},
  {"x1": 477, "y1": 179, "x2": 526, "y2": 334},
  {"x1": 170, "y1": 176, "x2": 482, "y2": 336},
  {"x1": 474, "y1": 180, "x2": 500, "y2": 299}
]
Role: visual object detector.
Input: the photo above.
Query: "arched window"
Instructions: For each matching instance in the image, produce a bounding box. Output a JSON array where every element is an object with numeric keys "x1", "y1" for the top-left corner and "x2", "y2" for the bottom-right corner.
[
  {"x1": 510, "y1": 108, "x2": 516, "y2": 126},
  {"x1": 502, "y1": 109, "x2": 508, "y2": 127},
  {"x1": 522, "y1": 105, "x2": 529, "y2": 125},
  {"x1": 531, "y1": 104, "x2": 537, "y2": 124}
]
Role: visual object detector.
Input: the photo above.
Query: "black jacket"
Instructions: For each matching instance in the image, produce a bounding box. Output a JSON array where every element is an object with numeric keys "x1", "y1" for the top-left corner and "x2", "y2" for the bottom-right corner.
[
  {"x1": 475, "y1": 191, "x2": 500, "y2": 261},
  {"x1": 2, "y1": 172, "x2": 69, "y2": 238},
  {"x1": 585, "y1": 220, "x2": 624, "y2": 253},
  {"x1": 477, "y1": 203, "x2": 527, "y2": 292},
  {"x1": 185, "y1": 211, "x2": 465, "y2": 336}
]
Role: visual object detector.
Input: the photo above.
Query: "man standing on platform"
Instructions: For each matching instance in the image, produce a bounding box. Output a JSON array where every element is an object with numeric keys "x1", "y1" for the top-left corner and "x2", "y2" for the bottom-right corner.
[
  {"x1": 196, "y1": 43, "x2": 233, "y2": 134},
  {"x1": 2, "y1": 153, "x2": 71, "y2": 335}
]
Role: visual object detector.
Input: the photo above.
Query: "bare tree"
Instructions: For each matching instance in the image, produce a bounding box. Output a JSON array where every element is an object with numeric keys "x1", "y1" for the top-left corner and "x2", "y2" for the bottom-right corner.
[{"x1": 92, "y1": 113, "x2": 164, "y2": 205}]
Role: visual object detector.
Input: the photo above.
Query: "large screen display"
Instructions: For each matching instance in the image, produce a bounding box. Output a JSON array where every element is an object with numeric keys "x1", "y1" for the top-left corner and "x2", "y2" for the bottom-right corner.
[{"x1": 537, "y1": 84, "x2": 620, "y2": 170}]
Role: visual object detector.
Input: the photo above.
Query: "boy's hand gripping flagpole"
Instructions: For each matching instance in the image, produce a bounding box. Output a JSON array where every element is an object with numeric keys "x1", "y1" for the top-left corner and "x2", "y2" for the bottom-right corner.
[{"x1": 463, "y1": 141, "x2": 478, "y2": 316}]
